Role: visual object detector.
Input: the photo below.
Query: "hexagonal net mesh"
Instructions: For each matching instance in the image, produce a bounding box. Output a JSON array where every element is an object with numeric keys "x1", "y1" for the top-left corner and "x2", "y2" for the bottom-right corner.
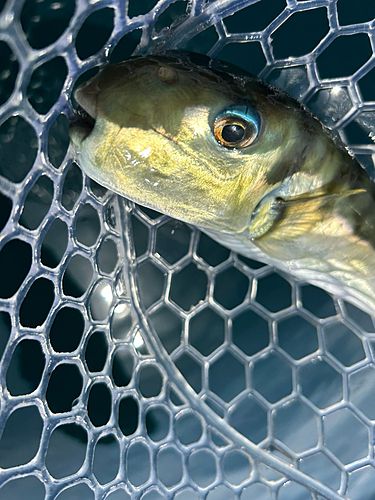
[{"x1": 0, "y1": 0, "x2": 375, "y2": 498}]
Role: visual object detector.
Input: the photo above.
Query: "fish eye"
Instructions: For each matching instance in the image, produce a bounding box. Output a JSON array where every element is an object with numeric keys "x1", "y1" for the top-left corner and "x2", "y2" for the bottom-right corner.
[
  {"x1": 222, "y1": 122, "x2": 245, "y2": 142},
  {"x1": 213, "y1": 105, "x2": 260, "y2": 148}
]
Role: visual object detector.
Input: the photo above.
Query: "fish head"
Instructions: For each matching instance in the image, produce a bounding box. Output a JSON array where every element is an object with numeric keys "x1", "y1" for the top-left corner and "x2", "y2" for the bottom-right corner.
[{"x1": 69, "y1": 52, "x2": 343, "y2": 236}]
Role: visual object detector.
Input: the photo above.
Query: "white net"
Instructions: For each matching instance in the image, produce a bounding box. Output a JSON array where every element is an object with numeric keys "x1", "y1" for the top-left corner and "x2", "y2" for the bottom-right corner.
[{"x1": 0, "y1": 0, "x2": 375, "y2": 499}]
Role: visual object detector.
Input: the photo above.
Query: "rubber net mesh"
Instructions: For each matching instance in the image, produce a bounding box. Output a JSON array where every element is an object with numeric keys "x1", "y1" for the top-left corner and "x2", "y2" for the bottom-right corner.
[{"x1": 0, "y1": 0, "x2": 375, "y2": 498}]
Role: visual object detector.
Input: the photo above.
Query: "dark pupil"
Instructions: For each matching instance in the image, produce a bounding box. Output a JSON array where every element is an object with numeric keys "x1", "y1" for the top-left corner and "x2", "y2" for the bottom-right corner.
[{"x1": 221, "y1": 123, "x2": 245, "y2": 143}]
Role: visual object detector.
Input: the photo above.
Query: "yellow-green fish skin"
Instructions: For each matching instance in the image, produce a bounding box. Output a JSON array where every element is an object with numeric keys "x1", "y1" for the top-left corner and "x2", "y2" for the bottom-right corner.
[{"x1": 69, "y1": 52, "x2": 375, "y2": 315}]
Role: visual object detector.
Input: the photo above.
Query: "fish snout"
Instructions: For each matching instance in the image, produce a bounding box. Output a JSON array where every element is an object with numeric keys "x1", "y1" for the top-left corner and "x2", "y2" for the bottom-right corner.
[{"x1": 69, "y1": 63, "x2": 136, "y2": 147}]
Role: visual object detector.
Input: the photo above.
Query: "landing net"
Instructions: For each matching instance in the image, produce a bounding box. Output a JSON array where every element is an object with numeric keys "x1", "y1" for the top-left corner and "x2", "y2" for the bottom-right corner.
[{"x1": 0, "y1": 0, "x2": 374, "y2": 498}]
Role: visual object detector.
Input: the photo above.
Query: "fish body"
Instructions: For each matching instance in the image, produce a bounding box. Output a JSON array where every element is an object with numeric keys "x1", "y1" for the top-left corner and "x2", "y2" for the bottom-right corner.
[{"x1": 69, "y1": 52, "x2": 375, "y2": 315}]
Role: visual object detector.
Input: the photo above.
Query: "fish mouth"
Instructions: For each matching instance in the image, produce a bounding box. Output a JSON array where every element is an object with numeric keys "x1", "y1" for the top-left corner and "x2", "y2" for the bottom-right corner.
[
  {"x1": 69, "y1": 109, "x2": 96, "y2": 145},
  {"x1": 69, "y1": 78, "x2": 99, "y2": 146}
]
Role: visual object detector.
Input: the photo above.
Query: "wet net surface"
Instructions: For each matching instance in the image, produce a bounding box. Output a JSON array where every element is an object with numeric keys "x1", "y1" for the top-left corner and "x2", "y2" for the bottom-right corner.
[{"x1": 0, "y1": 0, "x2": 375, "y2": 498}]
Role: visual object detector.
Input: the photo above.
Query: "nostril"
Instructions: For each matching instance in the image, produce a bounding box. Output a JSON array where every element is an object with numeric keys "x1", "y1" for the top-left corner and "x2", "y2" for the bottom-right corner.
[{"x1": 157, "y1": 65, "x2": 179, "y2": 85}]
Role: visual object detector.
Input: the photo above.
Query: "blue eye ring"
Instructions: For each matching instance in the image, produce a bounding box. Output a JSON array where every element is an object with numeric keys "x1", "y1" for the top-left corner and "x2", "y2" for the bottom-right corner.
[{"x1": 213, "y1": 105, "x2": 260, "y2": 148}]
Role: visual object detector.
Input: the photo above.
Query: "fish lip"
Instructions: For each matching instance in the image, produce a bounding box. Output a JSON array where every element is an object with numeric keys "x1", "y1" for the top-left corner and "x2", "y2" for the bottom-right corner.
[
  {"x1": 74, "y1": 79, "x2": 99, "y2": 120},
  {"x1": 69, "y1": 75, "x2": 101, "y2": 145},
  {"x1": 70, "y1": 76, "x2": 101, "y2": 144}
]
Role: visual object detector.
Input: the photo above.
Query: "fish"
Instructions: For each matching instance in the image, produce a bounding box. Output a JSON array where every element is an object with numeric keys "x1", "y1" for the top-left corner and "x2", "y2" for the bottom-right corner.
[{"x1": 69, "y1": 51, "x2": 375, "y2": 316}]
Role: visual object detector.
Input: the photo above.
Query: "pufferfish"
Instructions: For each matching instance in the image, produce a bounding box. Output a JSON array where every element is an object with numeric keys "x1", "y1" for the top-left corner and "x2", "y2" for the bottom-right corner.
[{"x1": 69, "y1": 52, "x2": 375, "y2": 316}]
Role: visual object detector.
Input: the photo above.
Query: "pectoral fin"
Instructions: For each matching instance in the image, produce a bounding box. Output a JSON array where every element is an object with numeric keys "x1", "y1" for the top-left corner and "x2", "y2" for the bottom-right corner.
[
  {"x1": 248, "y1": 185, "x2": 365, "y2": 242},
  {"x1": 249, "y1": 196, "x2": 324, "y2": 241},
  {"x1": 281, "y1": 187, "x2": 365, "y2": 204}
]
